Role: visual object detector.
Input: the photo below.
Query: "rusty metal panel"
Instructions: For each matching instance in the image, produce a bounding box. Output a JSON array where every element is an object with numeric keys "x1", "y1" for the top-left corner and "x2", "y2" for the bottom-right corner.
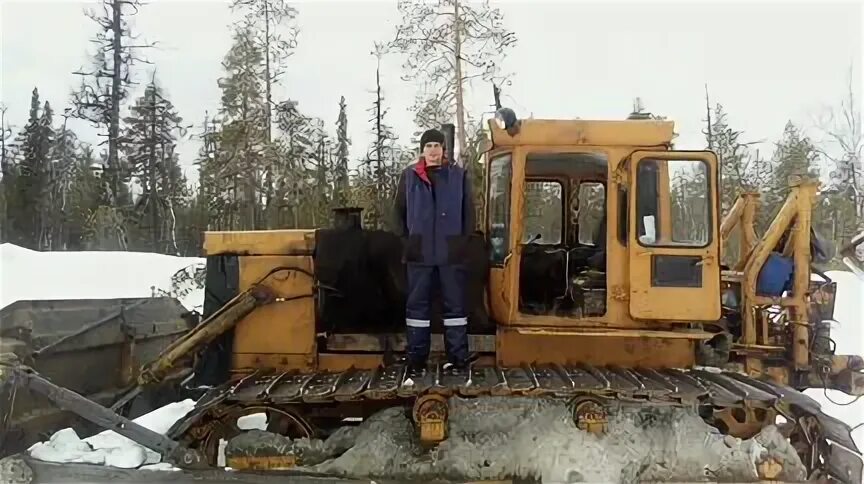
[
  {"x1": 203, "y1": 230, "x2": 315, "y2": 256},
  {"x1": 0, "y1": 298, "x2": 193, "y2": 456}
]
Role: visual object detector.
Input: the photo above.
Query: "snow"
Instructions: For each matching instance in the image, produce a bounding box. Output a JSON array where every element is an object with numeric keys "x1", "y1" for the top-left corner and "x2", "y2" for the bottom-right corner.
[
  {"x1": 804, "y1": 270, "x2": 864, "y2": 452},
  {"x1": 26, "y1": 400, "x2": 196, "y2": 469},
  {"x1": 0, "y1": 243, "x2": 205, "y2": 312}
]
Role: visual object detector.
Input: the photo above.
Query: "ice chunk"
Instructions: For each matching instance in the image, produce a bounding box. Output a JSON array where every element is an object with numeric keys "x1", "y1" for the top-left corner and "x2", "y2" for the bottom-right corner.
[
  {"x1": 27, "y1": 399, "x2": 196, "y2": 468},
  {"x1": 237, "y1": 413, "x2": 268, "y2": 430},
  {"x1": 27, "y1": 429, "x2": 105, "y2": 465}
]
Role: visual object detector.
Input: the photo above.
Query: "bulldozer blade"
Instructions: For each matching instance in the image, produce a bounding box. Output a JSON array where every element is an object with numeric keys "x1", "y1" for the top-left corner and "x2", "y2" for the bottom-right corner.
[{"x1": 0, "y1": 362, "x2": 206, "y2": 470}]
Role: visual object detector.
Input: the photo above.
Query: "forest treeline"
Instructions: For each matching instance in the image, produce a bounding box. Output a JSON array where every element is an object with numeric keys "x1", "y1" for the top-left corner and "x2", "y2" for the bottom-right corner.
[{"x1": 0, "y1": 0, "x2": 860, "y2": 269}]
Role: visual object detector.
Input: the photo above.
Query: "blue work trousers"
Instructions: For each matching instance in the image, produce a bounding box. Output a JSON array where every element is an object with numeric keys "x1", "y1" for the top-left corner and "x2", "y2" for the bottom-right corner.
[{"x1": 405, "y1": 264, "x2": 469, "y2": 367}]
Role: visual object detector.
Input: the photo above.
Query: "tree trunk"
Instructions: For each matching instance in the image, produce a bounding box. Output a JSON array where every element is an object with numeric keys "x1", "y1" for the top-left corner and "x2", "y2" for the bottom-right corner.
[
  {"x1": 149, "y1": 86, "x2": 159, "y2": 252},
  {"x1": 263, "y1": 1, "x2": 275, "y2": 227},
  {"x1": 264, "y1": 2, "x2": 272, "y2": 144},
  {"x1": 375, "y1": 59, "x2": 384, "y2": 227},
  {"x1": 110, "y1": 0, "x2": 123, "y2": 201},
  {"x1": 453, "y1": 0, "x2": 467, "y2": 166}
]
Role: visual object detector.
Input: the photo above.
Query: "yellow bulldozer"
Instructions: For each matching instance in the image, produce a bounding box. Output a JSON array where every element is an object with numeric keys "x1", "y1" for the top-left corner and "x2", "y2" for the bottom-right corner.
[{"x1": 4, "y1": 109, "x2": 862, "y2": 482}]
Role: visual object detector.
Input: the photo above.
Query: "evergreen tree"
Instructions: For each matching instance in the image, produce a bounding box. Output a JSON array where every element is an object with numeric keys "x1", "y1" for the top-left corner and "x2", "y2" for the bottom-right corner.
[
  {"x1": 120, "y1": 77, "x2": 189, "y2": 254},
  {"x1": 230, "y1": 0, "x2": 299, "y2": 144},
  {"x1": 66, "y1": 145, "x2": 103, "y2": 250},
  {"x1": 273, "y1": 99, "x2": 316, "y2": 228},
  {"x1": 195, "y1": 113, "x2": 234, "y2": 231},
  {"x1": 49, "y1": 110, "x2": 81, "y2": 250},
  {"x1": 761, "y1": 122, "x2": 821, "y2": 232},
  {"x1": 0, "y1": 104, "x2": 11, "y2": 243},
  {"x1": 217, "y1": 25, "x2": 269, "y2": 230},
  {"x1": 7, "y1": 89, "x2": 55, "y2": 249}
]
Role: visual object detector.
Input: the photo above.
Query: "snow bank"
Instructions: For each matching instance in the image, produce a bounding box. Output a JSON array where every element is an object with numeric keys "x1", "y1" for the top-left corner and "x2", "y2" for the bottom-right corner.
[
  {"x1": 0, "y1": 243, "x2": 205, "y2": 312},
  {"x1": 805, "y1": 270, "x2": 864, "y2": 452},
  {"x1": 287, "y1": 399, "x2": 806, "y2": 482},
  {"x1": 26, "y1": 400, "x2": 195, "y2": 469}
]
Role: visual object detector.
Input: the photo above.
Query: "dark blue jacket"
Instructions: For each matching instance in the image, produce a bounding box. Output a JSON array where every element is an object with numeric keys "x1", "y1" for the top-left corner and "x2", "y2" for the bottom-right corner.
[{"x1": 393, "y1": 157, "x2": 475, "y2": 266}]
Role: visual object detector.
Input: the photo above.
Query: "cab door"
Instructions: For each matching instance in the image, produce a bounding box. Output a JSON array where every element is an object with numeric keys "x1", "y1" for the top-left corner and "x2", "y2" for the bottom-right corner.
[
  {"x1": 485, "y1": 149, "x2": 521, "y2": 324},
  {"x1": 628, "y1": 150, "x2": 721, "y2": 321}
]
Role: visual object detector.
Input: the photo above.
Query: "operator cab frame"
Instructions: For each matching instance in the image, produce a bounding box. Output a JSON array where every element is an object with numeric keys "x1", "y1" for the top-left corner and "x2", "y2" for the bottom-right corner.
[{"x1": 483, "y1": 109, "x2": 721, "y2": 329}]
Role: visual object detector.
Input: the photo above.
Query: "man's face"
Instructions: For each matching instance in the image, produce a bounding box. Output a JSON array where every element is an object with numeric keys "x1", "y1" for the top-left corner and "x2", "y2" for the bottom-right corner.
[{"x1": 423, "y1": 142, "x2": 443, "y2": 164}]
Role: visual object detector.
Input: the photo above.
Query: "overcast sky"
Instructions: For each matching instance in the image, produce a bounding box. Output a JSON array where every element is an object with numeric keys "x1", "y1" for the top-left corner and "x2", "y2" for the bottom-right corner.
[{"x1": 1, "y1": 0, "x2": 861, "y2": 185}]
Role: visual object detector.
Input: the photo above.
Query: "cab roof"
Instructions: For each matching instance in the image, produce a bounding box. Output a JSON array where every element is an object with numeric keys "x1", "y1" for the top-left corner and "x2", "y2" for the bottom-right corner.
[{"x1": 488, "y1": 118, "x2": 675, "y2": 148}]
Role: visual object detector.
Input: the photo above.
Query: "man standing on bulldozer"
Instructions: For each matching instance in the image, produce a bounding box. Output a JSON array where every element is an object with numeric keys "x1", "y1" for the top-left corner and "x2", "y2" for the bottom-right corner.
[{"x1": 393, "y1": 128, "x2": 475, "y2": 376}]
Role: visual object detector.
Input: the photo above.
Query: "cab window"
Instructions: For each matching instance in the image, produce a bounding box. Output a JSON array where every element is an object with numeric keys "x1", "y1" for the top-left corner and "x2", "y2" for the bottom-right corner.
[
  {"x1": 522, "y1": 180, "x2": 563, "y2": 245},
  {"x1": 636, "y1": 158, "x2": 711, "y2": 247},
  {"x1": 487, "y1": 153, "x2": 512, "y2": 264}
]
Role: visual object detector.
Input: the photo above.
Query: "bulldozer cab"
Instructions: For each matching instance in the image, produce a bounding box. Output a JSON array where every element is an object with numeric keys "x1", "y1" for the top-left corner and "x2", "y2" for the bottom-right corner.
[{"x1": 484, "y1": 111, "x2": 721, "y2": 328}]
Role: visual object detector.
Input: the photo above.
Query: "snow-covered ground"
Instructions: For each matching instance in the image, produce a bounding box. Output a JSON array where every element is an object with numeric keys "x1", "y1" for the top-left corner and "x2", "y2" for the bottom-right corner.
[
  {"x1": 804, "y1": 270, "x2": 864, "y2": 452},
  {"x1": 0, "y1": 243, "x2": 205, "y2": 312},
  {"x1": 3, "y1": 244, "x2": 862, "y2": 474}
]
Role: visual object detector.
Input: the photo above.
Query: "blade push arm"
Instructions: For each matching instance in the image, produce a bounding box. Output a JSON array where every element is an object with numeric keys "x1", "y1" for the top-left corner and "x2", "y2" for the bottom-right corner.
[{"x1": 0, "y1": 361, "x2": 207, "y2": 469}]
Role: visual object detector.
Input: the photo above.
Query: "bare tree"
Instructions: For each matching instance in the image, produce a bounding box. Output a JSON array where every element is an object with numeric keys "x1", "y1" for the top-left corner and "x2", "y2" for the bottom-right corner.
[
  {"x1": 334, "y1": 95, "x2": 350, "y2": 206},
  {"x1": 813, "y1": 65, "x2": 863, "y2": 224},
  {"x1": 70, "y1": 0, "x2": 155, "y2": 206},
  {"x1": 360, "y1": 43, "x2": 401, "y2": 228},
  {"x1": 389, "y1": 0, "x2": 516, "y2": 164}
]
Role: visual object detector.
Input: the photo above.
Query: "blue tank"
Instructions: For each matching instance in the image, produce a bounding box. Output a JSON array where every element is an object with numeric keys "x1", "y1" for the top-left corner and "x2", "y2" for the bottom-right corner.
[{"x1": 756, "y1": 252, "x2": 794, "y2": 297}]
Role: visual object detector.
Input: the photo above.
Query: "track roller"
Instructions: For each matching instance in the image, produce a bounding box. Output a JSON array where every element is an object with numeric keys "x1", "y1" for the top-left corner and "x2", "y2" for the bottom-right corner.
[
  {"x1": 571, "y1": 397, "x2": 608, "y2": 435},
  {"x1": 412, "y1": 394, "x2": 449, "y2": 447}
]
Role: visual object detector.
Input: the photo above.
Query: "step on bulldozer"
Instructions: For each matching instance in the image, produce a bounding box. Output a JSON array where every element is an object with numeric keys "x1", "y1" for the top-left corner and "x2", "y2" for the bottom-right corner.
[{"x1": 3, "y1": 109, "x2": 862, "y2": 482}]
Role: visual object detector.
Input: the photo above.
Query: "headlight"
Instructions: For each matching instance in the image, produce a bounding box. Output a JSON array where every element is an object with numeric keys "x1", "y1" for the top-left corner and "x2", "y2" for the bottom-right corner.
[{"x1": 494, "y1": 107, "x2": 518, "y2": 131}]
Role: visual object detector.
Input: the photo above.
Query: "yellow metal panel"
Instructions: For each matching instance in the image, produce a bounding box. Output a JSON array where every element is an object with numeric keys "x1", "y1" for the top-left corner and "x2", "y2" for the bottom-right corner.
[
  {"x1": 488, "y1": 267, "x2": 510, "y2": 324},
  {"x1": 489, "y1": 119, "x2": 675, "y2": 148},
  {"x1": 232, "y1": 256, "x2": 315, "y2": 362},
  {"x1": 231, "y1": 353, "x2": 315, "y2": 372},
  {"x1": 318, "y1": 354, "x2": 383, "y2": 371},
  {"x1": 203, "y1": 230, "x2": 315, "y2": 256},
  {"x1": 513, "y1": 327, "x2": 715, "y2": 340},
  {"x1": 496, "y1": 327, "x2": 695, "y2": 368},
  {"x1": 484, "y1": 147, "x2": 520, "y2": 325},
  {"x1": 627, "y1": 150, "x2": 721, "y2": 322},
  {"x1": 227, "y1": 456, "x2": 297, "y2": 470}
]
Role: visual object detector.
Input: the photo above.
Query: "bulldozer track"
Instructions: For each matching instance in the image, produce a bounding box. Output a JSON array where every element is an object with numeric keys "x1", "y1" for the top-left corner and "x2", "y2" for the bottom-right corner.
[{"x1": 167, "y1": 362, "x2": 862, "y2": 482}]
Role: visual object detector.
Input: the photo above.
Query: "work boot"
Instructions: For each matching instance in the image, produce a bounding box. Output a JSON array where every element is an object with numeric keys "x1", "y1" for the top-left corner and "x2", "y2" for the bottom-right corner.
[
  {"x1": 407, "y1": 362, "x2": 426, "y2": 379},
  {"x1": 442, "y1": 359, "x2": 469, "y2": 376}
]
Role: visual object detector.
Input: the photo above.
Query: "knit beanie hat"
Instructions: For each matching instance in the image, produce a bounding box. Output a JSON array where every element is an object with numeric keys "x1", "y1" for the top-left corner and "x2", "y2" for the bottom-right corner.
[{"x1": 420, "y1": 129, "x2": 446, "y2": 151}]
